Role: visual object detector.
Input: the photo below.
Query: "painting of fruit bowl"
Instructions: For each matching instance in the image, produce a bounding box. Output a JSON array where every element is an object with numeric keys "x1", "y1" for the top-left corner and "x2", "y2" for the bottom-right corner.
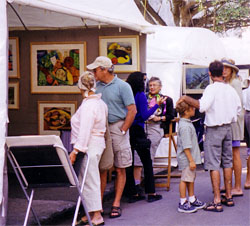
[
  {"x1": 99, "y1": 36, "x2": 139, "y2": 73},
  {"x1": 38, "y1": 101, "x2": 77, "y2": 135},
  {"x1": 31, "y1": 42, "x2": 86, "y2": 93}
]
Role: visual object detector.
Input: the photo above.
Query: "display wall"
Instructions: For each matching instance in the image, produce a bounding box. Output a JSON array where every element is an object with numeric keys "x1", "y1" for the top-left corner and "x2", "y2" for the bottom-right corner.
[{"x1": 8, "y1": 27, "x2": 146, "y2": 136}]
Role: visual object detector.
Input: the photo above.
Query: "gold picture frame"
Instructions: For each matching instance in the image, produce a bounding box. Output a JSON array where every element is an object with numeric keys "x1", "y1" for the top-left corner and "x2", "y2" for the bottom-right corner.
[
  {"x1": 8, "y1": 81, "x2": 19, "y2": 109},
  {"x1": 31, "y1": 42, "x2": 86, "y2": 94},
  {"x1": 9, "y1": 37, "x2": 20, "y2": 78},
  {"x1": 99, "y1": 35, "x2": 140, "y2": 73},
  {"x1": 38, "y1": 101, "x2": 77, "y2": 135}
]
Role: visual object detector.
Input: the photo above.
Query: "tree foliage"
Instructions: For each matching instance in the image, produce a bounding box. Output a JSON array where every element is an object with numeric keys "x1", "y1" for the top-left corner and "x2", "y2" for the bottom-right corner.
[{"x1": 143, "y1": 0, "x2": 250, "y2": 32}]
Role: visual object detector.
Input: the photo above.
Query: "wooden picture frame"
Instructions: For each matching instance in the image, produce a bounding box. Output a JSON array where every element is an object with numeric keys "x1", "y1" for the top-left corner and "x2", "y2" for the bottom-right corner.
[
  {"x1": 9, "y1": 37, "x2": 20, "y2": 78},
  {"x1": 99, "y1": 36, "x2": 140, "y2": 73},
  {"x1": 8, "y1": 81, "x2": 19, "y2": 109},
  {"x1": 183, "y1": 65, "x2": 210, "y2": 94},
  {"x1": 38, "y1": 101, "x2": 77, "y2": 135},
  {"x1": 31, "y1": 42, "x2": 86, "y2": 93},
  {"x1": 237, "y1": 65, "x2": 250, "y2": 88}
]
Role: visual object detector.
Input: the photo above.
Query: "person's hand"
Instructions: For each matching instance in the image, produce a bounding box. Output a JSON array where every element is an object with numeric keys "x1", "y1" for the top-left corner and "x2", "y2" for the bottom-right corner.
[
  {"x1": 189, "y1": 161, "x2": 196, "y2": 171},
  {"x1": 69, "y1": 151, "x2": 77, "y2": 165},
  {"x1": 157, "y1": 96, "x2": 167, "y2": 105},
  {"x1": 152, "y1": 116, "x2": 161, "y2": 122},
  {"x1": 176, "y1": 96, "x2": 186, "y2": 106}
]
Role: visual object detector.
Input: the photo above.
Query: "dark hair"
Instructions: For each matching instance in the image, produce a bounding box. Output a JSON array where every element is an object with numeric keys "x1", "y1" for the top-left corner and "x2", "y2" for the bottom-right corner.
[
  {"x1": 126, "y1": 71, "x2": 145, "y2": 96},
  {"x1": 209, "y1": 60, "x2": 224, "y2": 77}
]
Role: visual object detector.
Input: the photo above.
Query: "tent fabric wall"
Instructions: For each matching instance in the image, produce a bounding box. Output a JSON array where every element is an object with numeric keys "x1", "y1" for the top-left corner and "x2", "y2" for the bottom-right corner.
[
  {"x1": 0, "y1": 0, "x2": 8, "y2": 220},
  {"x1": 7, "y1": 0, "x2": 154, "y2": 33},
  {"x1": 146, "y1": 26, "x2": 227, "y2": 104}
]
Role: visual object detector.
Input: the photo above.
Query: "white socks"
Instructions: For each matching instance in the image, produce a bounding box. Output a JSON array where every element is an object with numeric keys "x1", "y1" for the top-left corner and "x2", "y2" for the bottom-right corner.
[
  {"x1": 189, "y1": 195, "x2": 196, "y2": 203},
  {"x1": 180, "y1": 196, "x2": 196, "y2": 204}
]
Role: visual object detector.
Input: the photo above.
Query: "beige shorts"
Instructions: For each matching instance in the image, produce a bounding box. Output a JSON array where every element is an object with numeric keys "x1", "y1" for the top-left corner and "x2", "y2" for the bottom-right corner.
[
  {"x1": 109, "y1": 120, "x2": 132, "y2": 168},
  {"x1": 181, "y1": 166, "x2": 196, "y2": 182}
]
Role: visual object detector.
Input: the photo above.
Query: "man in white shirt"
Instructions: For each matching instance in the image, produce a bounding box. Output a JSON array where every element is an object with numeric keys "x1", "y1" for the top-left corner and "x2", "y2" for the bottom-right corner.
[
  {"x1": 177, "y1": 61, "x2": 241, "y2": 212},
  {"x1": 243, "y1": 77, "x2": 250, "y2": 189}
]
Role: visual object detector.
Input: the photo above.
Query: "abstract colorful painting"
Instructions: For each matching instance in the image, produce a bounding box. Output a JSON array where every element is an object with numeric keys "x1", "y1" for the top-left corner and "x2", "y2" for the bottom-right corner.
[
  {"x1": 38, "y1": 101, "x2": 77, "y2": 135},
  {"x1": 99, "y1": 36, "x2": 139, "y2": 73},
  {"x1": 31, "y1": 42, "x2": 86, "y2": 93}
]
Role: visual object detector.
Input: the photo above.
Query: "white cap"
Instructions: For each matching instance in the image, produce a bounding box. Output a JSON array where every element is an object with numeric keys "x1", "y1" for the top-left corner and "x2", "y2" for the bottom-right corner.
[{"x1": 87, "y1": 56, "x2": 113, "y2": 70}]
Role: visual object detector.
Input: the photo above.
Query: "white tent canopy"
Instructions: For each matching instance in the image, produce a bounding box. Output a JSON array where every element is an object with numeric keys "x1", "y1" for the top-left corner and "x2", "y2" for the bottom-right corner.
[
  {"x1": 146, "y1": 26, "x2": 227, "y2": 104},
  {"x1": 7, "y1": 0, "x2": 154, "y2": 33}
]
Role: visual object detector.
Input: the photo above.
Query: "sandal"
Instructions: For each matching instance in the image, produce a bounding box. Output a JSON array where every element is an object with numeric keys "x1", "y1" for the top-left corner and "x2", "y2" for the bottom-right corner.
[
  {"x1": 221, "y1": 195, "x2": 234, "y2": 207},
  {"x1": 204, "y1": 202, "x2": 223, "y2": 212},
  {"x1": 109, "y1": 206, "x2": 122, "y2": 218}
]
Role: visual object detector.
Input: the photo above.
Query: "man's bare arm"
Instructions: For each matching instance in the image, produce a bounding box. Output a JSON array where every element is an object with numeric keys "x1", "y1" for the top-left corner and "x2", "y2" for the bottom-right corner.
[
  {"x1": 177, "y1": 95, "x2": 200, "y2": 109},
  {"x1": 120, "y1": 104, "x2": 137, "y2": 132}
]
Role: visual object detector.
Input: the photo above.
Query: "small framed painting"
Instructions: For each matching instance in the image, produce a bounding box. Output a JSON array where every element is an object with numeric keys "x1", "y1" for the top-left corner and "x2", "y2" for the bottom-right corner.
[
  {"x1": 183, "y1": 65, "x2": 210, "y2": 94},
  {"x1": 38, "y1": 101, "x2": 77, "y2": 135},
  {"x1": 8, "y1": 81, "x2": 19, "y2": 109},
  {"x1": 9, "y1": 37, "x2": 20, "y2": 78},
  {"x1": 31, "y1": 42, "x2": 86, "y2": 93},
  {"x1": 99, "y1": 36, "x2": 140, "y2": 73}
]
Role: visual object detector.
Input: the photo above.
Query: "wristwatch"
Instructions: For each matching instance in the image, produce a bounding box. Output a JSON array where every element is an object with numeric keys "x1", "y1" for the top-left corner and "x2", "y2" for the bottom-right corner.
[{"x1": 121, "y1": 130, "x2": 126, "y2": 135}]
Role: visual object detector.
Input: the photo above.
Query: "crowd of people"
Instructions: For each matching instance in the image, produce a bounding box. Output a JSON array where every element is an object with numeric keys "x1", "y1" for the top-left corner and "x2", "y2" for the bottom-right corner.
[{"x1": 68, "y1": 56, "x2": 250, "y2": 225}]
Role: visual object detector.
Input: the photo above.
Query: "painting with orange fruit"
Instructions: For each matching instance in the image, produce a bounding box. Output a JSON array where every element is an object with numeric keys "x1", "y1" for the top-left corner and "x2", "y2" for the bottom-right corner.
[{"x1": 31, "y1": 42, "x2": 86, "y2": 93}]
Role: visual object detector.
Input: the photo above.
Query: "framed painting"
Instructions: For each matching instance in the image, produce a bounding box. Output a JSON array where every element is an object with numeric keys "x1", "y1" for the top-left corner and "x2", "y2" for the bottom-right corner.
[
  {"x1": 38, "y1": 101, "x2": 77, "y2": 135},
  {"x1": 9, "y1": 37, "x2": 20, "y2": 78},
  {"x1": 99, "y1": 36, "x2": 140, "y2": 73},
  {"x1": 237, "y1": 65, "x2": 250, "y2": 88},
  {"x1": 8, "y1": 81, "x2": 19, "y2": 109},
  {"x1": 31, "y1": 42, "x2": 86, "y2": 93},
  {"x1": 183, "y1": 65, "x2": 210, "y2": 94}
]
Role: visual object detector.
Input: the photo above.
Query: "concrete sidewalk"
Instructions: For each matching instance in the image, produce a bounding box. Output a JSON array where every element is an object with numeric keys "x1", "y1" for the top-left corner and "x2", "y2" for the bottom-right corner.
[{"x1": 7, "y1": 147, "x2": 250, "y2": 226}]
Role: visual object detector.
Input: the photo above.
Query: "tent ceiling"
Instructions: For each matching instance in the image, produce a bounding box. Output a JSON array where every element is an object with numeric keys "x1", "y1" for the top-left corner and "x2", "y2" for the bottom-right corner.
[
  {"x1": 7, "y1": 0, "x2": 154, "y2": 33},
  {"x1": 147, "y1": 26, "x2": 227, "y2": 66}
]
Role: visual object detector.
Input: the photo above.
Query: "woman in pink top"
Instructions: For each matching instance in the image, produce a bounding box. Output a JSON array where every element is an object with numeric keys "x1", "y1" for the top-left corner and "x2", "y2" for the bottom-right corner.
[{"x1": 70, "y1": 71, "x2": 107, "y2": 226}]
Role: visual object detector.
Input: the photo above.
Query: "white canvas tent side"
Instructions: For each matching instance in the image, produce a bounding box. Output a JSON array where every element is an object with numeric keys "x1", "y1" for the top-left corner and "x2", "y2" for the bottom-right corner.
[
  {"x1": 146, "y1": 26, "x2": 227, "y2": 105},
  {"x1": 1, "y1": 0, "x2": 155, "y2": 223}
]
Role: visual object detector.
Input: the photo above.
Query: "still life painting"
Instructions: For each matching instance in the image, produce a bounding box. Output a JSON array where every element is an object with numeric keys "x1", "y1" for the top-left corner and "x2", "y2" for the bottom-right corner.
[
  {"x1": 31, "y1": 42, "x2": 86, "y2": 93},
  {"x1": 38, "y1": 101, "x2": 77, "y2": 135}
]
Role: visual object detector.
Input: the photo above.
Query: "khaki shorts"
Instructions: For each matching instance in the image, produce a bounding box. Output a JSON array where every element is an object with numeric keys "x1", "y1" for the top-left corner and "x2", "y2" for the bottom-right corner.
[
  {"x1": 109, "y1": 120, "x2": 132, "y2": 168},
  {"x1": 181, "y1": 166, "x2": 196, "y2": 182}
]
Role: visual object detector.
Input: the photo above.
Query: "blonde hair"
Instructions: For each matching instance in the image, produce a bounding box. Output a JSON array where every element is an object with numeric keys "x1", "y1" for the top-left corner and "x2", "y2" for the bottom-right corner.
[
  {"x1": 222, "y1": 58, "x2": 238, "y2": 83},
  {"x1": 78, "y1": 71, "x2": 96, "y2": 92}
]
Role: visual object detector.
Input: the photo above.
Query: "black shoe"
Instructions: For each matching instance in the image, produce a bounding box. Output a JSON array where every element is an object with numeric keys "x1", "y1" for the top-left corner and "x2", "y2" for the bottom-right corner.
[
  {"x1": 135, "y1": 184, "x2": 144, "y2": 196},
  {"x1": 128, "y1": 194, "x2": 146, "y2": 203},
  {"x1": 147, "y1": 194, "x2": 162, "y2": 203}
]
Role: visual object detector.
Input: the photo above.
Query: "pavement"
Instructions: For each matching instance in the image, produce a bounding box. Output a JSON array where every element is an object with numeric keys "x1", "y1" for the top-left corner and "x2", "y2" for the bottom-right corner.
[{"x1": 7, "y1": 146, "x2": 250, "y2": 226}]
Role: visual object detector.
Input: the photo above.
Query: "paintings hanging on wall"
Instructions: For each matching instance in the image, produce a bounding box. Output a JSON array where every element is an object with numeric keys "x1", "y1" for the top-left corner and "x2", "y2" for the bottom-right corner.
[
  {"x1": 8, "y1": 81, "x2": 19, "y2": 109},
  {"x1": 237, "y1": 65, "x2": 250, "y2": 88},
  {"x1": 99, "y1": 36, "x2": 140, "y2": 73},
  {"x1": 9, "y1": 37, "x2": 20, "y2": 78},
  {"x1": 183, "y1": 65, "x2": 210, "y2": 94},
  {"x1": 31, "y1": 42, "x2": 86, "y2": 93},
  {"x1": 38, "y1": 101, "x2": 77, "y2": 135}
]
